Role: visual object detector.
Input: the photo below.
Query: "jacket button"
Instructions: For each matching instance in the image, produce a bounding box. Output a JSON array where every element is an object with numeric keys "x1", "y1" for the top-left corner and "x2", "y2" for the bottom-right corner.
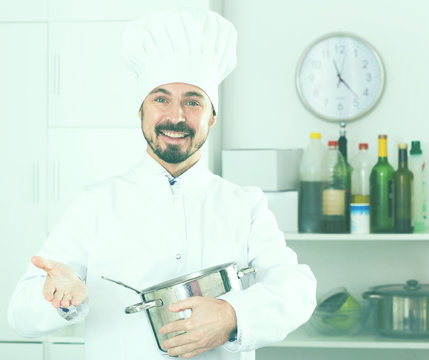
[{"x1": 176, "y1": 254, "x2": 182, "y2": 260}]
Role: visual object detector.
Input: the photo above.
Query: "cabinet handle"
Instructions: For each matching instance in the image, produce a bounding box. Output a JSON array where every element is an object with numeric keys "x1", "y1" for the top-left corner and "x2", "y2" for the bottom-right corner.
[
  {"x1": 53, "y1": 160, "x2": 60, "y2": 201},
  {"x1": 53, "y1": 54, "x2": 61, "y2": 95},
  {"x1": 32, "y1": 162, "x2": 39, "y2": 203}
]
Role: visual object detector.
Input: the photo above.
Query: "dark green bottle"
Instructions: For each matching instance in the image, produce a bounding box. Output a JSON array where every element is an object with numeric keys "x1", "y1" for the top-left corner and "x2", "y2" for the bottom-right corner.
[
  {"x1": 338, "y1": 123, "x2": 352, "y2": 233},
  {"x1": 393, "y1": 143, "x2": 414, "y2": 233},
  {"x1": 370, "y1": 135, "x2": 394, "y2": 233}
]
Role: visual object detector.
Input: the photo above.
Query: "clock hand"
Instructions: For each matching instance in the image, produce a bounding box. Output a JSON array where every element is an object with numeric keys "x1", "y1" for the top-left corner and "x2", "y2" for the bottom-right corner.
[
  {"x1": 333, "y1": 60, "x2": 342, "y2": 88},
  {"x1": 340, "y1": 77, "x2": 359, "y2": 99}
]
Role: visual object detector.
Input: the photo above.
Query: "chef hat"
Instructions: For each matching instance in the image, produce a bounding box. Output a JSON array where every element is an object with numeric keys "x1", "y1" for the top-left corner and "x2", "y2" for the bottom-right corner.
[{"x1": 122, "y1": 7, "x2": 237, "y2": 113}]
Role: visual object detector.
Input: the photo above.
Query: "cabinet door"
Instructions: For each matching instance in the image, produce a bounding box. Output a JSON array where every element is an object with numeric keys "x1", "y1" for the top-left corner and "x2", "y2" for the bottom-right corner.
[
  {"x1": 0, "y1": 24, "x2": 47, "y2": 337},
  {"x1": 47, "y1": 128, "x2": 146, "y2": 230},
  {"x1": 49, "y1": 0, "x2": 211, "y2": 21},
  {"x1": 49, "y1": 22, "x2": 138, "y2": 128},
  {"x1": 50, "y1": 343, "x2": 85, "y2": 360},
  {"x1": 0, "y1": 0, "x2": 47, "y2": 21},
  {"x1": 0, "y1": 343, "x2": 44, "y2": 360}
]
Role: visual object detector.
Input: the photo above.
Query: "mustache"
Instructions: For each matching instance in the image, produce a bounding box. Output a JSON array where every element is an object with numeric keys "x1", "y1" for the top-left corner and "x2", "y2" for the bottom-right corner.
[{"x1": 155, "y1": 122, "x2": 195, "y2": 137}]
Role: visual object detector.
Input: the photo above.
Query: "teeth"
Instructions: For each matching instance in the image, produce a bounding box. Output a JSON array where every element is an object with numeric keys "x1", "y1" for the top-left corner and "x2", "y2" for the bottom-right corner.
[{"x1": 161, "y1": 130, "x2": 187, "y2": 138}]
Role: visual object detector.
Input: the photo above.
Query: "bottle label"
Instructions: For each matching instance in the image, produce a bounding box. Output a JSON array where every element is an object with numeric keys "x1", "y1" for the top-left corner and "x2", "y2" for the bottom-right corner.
[
  {"x1": 322, "y1": 189, "x2": 345, "y2": 215},
  {"x1": 351, "y1": 203, "x2": 370, "y2": 233}
]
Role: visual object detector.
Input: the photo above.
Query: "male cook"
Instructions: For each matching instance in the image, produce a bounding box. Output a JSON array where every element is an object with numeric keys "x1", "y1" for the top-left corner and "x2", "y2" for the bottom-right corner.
[{"x1": 8, "y1": 8, "x2": 316, "y2": 360}]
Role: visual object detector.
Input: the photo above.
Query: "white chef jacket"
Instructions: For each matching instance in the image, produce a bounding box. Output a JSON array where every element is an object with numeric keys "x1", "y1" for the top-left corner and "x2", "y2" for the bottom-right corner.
[{"x1": 8, "y1": 151, "x2": 316, "y2": 360}]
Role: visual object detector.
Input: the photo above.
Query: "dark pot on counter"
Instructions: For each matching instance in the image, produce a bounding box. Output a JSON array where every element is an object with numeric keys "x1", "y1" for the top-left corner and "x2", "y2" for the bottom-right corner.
[{"x1": 363, "y1": 279, "x2": 429, "y2": 338}]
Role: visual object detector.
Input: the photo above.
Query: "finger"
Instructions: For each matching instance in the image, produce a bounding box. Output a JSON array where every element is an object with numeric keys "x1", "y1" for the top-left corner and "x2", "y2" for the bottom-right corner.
[
  {"x1": 70, "y1": 291, "x2": 88, "y2": 307},
  {"x1": 52, "y1": 290, "x2": 64, "y2": 308},
  {"x1": 160, "y1": 319, "x2": 187, "y2": 335},
  {"x1": 60, "y1": 294, "x2": 72, "y2": 308},
  {"x1": 169, "y1": 296, "x2": 201, "y2": 312},
  {"x1": 178, "y1": 348, "x2": 206, "y2": 359},
  {"x1": 163, "y1": 335, "x2": 201, "y2": 356},
  {"x1": 43, "y1": 284, "x2": 55, "y2": 302},
  {"x1": 31, "y1": 256, "x2": 56, "y2": 273}
]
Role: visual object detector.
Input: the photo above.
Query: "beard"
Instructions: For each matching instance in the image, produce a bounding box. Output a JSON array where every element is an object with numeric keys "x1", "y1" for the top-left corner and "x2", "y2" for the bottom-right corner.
[{"x1": 142, "y1": 119, "x2": 209, "y2": 164}]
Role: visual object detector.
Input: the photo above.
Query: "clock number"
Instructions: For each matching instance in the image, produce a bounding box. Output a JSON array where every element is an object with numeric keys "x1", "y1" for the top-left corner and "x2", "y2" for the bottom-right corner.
[
  {"x1": 322, "y1": 49, "x2": 330, "y2": 58},
  {"x1": 308, "y1": 74, "x2": 315, "y2": 82},
  {"x1": 337, "y1": 103, "x2": 344, "y2": 112},
  {"x1": 363, "y1": 88, "x2": 369, "y2": 96},
  {"x1": 324, "y1": 98, "x2": 329, "y2": 106},
  {"x1": 354, "y1": 48, "x2": 358, "y2": 58},
  {"x1": 353, "y1": 98, "x2": 359, "y2": 107},
  {"x1": 313, "y1": 90, "x2": 319, "y2": 98},
  {"x1": 362, "y1": 59, "x2": 369, "y2": 69},
  {"x1": 366, "y1": 73, "x2": 372, "y2": 82},
  {"x1": 336, "y1": 44, "x2": 345, "y2": 55}
]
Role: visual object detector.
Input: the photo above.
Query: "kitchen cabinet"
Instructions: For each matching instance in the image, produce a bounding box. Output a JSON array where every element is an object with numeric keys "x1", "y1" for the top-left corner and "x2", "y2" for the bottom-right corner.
[
  {"x1": 49, "y1": 343, "x2": 85, "y2": 360},
  {"x1": 258, "y1": 232, "x2": 429, "y2": 360},
  {"x1": 0, "y1": 0, "x2": 47, "y2": 21},
  {"x1": 48, "y1": 0, "x2": 213, "y2": 21},
  {"x1": 0, "y1": 343, "x2": 44, "y2": 360},
  {"x1": 0, "y1": 23, "x2": 47, "y2": 339},
  {"x1": 47, "y1": 128, "x2": 146, "y2": 230},
  {"x1": 48, "y1": 22, "x2": 138, "y2": 128}
]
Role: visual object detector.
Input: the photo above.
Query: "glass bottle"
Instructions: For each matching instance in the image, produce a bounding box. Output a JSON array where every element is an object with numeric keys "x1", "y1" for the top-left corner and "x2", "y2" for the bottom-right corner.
[
  {"x1": 393, "y1": 143, "x2": 414, "y2": 233},
  {"x1": 369, "y1": 135, "x2": 394, "y2": 233},
  {"x1": 350, "y1": 143, "x2": 372, "y2": 233},
  {"x1": 409, "y1": 141, "x2": 427, "y2": 233},
  {"x1": 298, "y1": 132, "x2": 328, "y2": 233},
  {"x1": 338, "y1": 123, "x2": 353, "y2": 233},
  {"x1": 322, "y1": 140, "x2": 347, "y2": 233}
]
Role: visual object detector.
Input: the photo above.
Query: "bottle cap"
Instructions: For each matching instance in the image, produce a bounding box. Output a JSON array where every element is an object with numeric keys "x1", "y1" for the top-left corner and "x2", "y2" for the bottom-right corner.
[
  {"x1": 328, "y1": 140, "x2": 338, "y2": 146},
  {"x1": 398, "y1": 143, "x2": 408, "y2": 150},
  {"x1": 410, "y1": 140, "x2": 422, "y2": 155},
  {"x1": 310, "y1": 132, "x2": 321, "y2": 139},
  {"x1": 359, "y1": 143, "x2": 368, "y2": 150},
  {"x1": 378, "y1": 134, "x2": 387, "y2": 139}
]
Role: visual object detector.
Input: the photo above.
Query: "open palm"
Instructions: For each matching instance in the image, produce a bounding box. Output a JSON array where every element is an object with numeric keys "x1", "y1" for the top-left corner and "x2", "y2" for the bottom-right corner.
[{"x1": 31, "y1": 256, "x2": 88, "y2": 309}]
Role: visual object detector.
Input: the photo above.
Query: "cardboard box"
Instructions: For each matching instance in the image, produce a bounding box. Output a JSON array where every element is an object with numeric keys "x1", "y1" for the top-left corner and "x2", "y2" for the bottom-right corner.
[
  {"x1": 264, "y1": 191, "x2": 298, "y2": 232},
  {"x1": 222, "y1": 149, "x2": 303, "y2": 191}
]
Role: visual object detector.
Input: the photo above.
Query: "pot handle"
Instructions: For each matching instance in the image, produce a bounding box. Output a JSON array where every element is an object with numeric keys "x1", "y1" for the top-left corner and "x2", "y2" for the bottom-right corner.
[
  {"x1": 237, "y1": 266, "x2": 257, "y2": 279},
  {"x1": 362, "y1": 291, "x2": 383, "y2": 300},
  {"x1": 125, "y1": 299, "x2": 163, "y2": 314}
]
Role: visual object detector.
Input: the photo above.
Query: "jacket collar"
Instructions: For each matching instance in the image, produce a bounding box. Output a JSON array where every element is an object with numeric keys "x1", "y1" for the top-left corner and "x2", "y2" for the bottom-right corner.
[{"x1": 140, "y1": 150, "x2": 207, "y2": 184}]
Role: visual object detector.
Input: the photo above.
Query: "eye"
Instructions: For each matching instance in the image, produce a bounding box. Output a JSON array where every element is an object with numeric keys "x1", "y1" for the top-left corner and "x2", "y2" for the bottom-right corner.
[
  {"x1": 185, "y1": 100, "x2": 200, "y2": 107},
  {"x1": 154, "y1": 97, "x2": 167, "y2": 103}
]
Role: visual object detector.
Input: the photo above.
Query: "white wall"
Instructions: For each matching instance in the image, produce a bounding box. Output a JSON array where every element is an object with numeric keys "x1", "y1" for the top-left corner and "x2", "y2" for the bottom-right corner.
[
  {"x1": 221, "y1": 2, "x2": 429, "y2": 360},
  {"x1": 222, "y1": 0, "x2": 429, "y2": 167}
]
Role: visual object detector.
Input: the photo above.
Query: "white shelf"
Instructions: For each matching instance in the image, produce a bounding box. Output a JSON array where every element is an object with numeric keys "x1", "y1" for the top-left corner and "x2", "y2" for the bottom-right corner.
[
  {"x1": 284, "y1": 232, "x2": 429, "y2": 241},
  {"x1": 271, "y1": 326, "x2": 429, "y2": 350}
]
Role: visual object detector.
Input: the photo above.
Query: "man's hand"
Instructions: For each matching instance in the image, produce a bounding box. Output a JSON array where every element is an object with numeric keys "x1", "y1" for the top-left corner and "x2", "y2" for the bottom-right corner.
[
  {"x1": 160, "y1": 296, "x2": 237, "y2": 358},
  {"x1": 31, "y1": 256, "x2": 88, "y2": 308}
]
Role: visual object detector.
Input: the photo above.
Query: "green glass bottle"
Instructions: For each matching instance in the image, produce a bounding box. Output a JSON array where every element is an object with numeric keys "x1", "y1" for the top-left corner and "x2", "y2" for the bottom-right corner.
[
  {"x1": 393, "y1": 143, "x2": 414, "y2": 233},
  {"x1": 369, "y1": 135, "x2": 394, "y2": 233},
  {"x1": 338, "y1": 123, "x2": 352, "y2": 233}
]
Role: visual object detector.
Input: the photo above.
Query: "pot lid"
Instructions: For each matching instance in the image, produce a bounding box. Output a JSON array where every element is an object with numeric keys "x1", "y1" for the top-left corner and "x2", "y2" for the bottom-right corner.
[{"x1": 370, "y1": 280, "x2": 429, "y2": 297}]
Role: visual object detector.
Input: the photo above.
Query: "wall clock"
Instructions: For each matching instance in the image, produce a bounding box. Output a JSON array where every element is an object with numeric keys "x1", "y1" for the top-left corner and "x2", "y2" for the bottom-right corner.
[{"x1": 296, "y1": 32, "x2": 385, "y2": 122}]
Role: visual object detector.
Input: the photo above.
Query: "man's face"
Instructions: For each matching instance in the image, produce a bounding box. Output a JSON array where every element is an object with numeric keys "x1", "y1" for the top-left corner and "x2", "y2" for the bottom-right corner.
[{"x1": 140, "y1": 82, "x2": 216, "y2": 165}]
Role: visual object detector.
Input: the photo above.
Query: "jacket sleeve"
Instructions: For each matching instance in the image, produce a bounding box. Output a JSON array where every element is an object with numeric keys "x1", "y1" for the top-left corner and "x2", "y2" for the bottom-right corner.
[
  {"x1": 8, "y1": 189, "x2": 94, "y2": 338},
  {"x1": 219, "y1": 187, "x2": 317, "y2": 352}
]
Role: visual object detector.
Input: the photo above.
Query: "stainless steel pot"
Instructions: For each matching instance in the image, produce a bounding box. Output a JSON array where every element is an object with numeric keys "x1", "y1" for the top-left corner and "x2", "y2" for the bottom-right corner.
[
  {"x1": 363, "y1": 279, "x2": 429, "y2": 338},
  {"x1": 103, "y1": 262, "x2": 256, "y2": 352}
]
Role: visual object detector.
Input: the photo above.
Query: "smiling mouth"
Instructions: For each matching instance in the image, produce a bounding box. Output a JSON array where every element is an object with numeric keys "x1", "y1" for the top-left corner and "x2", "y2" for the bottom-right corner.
[{"x1": 159, "y1": 130, "x2": 190, "y2": 139}]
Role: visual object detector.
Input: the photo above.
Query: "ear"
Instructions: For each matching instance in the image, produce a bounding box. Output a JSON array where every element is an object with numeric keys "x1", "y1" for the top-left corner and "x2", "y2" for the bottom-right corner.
[{"x1": 209, "y1": 114, "x2": 216, "y2": 128}]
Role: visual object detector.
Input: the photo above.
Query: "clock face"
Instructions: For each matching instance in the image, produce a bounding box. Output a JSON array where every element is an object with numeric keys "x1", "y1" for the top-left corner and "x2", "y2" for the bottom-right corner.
[{"x1": 296, "y1": 33, "x2": 385, "y2": 122}]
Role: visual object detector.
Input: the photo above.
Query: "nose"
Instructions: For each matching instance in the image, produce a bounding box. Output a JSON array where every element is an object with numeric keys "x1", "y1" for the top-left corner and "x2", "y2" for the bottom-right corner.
[{"x1": 167, "y1": 104, "x2": 186, "y2": 124}]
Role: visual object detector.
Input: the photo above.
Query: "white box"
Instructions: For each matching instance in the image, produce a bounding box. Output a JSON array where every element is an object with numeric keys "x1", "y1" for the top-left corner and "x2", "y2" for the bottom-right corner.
[
  {"x1": 222, "y1": 149, "x2": 303, "y2": 191},
  {"x1": 264, "y1": 191, "x2": 298, "y2": 232}
]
